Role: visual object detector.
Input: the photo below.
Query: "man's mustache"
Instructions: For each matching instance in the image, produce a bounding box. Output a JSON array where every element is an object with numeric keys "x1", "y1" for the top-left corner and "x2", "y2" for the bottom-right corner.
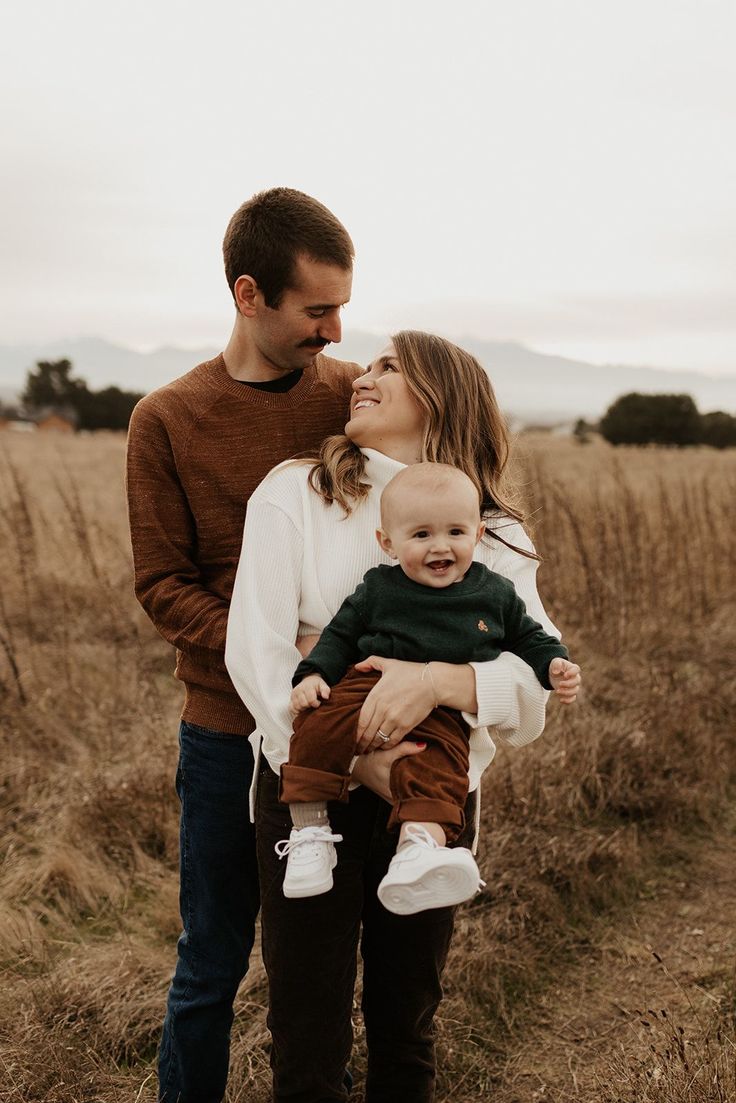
[{"x1": 298, "y1": 338, "x2": 330, "y2": 349}]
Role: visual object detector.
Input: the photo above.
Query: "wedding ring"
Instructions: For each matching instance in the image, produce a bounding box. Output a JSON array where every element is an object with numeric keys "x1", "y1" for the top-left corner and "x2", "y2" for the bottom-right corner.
[{"x1": 376, "y1": 729, "x2": 390, "y2": 743}]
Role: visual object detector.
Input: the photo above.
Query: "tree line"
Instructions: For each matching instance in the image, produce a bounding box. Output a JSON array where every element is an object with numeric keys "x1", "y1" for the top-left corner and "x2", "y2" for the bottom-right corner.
[
  {"x1": 2, "y1": 360, "x2": 734, "y2": 445},
  {"x1": 600, "y1": 392, "x2": 736, "y2": 448},
  {"x1": 2, "y1": 359, "x2": 144, "y2": 431},
  {"x1": 578, "y1": 391, "x2": 736, "y2": 448}
]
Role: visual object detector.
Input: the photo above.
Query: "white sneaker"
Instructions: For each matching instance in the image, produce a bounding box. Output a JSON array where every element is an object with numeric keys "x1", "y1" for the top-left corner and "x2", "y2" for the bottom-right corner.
[
  {"x1": 377, "y1": 824, "x2": 483, "y2": 915},
  {"x1": 275, "y1": 825, "x2": 344, "y2": 899}
]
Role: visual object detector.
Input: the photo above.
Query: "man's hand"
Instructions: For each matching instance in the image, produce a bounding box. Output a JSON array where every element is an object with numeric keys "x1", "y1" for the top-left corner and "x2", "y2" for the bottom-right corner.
[
  {"x1": 351, "y1": 741, "x2": 427, "y2": 802},
  {"x1": 353, "y1": 656, "x2": 437, "y2": 751},
  {"x1": 289, "y1": 674, "x2": 331, "y2": 717},
  {"x1": 548, "y1": 657, "x2": 582, "y2": 704}
]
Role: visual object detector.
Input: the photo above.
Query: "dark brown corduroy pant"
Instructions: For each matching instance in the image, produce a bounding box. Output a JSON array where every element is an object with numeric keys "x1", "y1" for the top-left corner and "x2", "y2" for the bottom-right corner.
[
  {"x1": 281, "y1": 668, "x2": 470, "y2": 840},
  {"x1": 257, "y1": 762, "x2": 477, "y2": 1103}
]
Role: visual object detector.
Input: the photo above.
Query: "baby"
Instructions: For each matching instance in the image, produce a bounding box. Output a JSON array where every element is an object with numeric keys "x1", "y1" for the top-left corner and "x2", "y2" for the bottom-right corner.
[{"x1": 277, "y1": 462, "x2": 580, "y2": 914}]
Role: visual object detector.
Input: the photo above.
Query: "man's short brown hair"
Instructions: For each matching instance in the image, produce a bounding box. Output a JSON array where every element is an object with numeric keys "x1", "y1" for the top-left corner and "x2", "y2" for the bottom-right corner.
[{"x1": 223, "y1": 188, "x2": 354, "y2": 308}]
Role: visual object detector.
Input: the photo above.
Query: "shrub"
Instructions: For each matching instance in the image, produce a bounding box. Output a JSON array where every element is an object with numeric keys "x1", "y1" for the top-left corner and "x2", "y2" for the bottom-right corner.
[
  {"x1": 599, "y1": 393, "x2": 701, "y2": 447},
  {"x1": 700, "y1": 410, "x2": 736, "y2": 449}
]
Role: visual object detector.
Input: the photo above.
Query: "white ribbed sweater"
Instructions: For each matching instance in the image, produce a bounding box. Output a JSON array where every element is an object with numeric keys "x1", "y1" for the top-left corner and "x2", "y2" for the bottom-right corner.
[{"x1": 226, "y1": 449, "x2": 559, "y2": 813}]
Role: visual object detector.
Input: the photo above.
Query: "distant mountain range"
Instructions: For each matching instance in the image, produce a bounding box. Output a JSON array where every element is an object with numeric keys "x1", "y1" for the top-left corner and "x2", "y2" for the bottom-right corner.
[{"x1": 1, "y1": 333, "x2": 734, "y2": 424}]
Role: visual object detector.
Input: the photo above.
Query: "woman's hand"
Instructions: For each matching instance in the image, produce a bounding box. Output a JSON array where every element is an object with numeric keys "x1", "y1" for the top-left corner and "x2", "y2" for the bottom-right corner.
[
  {"x1": 354, "y1": 657, "x2": 438, "y2": 749},
  {"x1": 351, "y1": 741, "x2": 427, "y2": 802}
]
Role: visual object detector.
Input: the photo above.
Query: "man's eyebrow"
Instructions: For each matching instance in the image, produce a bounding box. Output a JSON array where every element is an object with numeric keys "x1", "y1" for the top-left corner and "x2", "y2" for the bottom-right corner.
[{"x1": 305, "y1": 299, "x2": 350, "y2": 310}]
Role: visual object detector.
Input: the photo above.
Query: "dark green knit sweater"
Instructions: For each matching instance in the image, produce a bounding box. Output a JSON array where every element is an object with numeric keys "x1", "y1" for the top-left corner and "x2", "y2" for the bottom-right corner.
[{"x1": 293, "y1": 562, "x2": 568, "y2": 692}]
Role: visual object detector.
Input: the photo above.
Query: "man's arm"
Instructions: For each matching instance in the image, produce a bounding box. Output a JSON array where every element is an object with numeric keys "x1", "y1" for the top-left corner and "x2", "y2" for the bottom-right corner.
[{"x1": 126, "y1": 399, "x2": 229, "y2": 665}]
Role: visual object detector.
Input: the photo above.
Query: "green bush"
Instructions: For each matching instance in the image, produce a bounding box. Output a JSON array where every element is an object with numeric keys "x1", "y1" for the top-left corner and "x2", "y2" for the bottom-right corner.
[
  {"x1": 700, "y1": 410, "x2": 736, "y2": 449},
  {"x1": 600, "y1": 393, "x2": 701, "y2": 447},
  {"x1": 21, "y1": 359, "x2": 143, "y2": 431}
]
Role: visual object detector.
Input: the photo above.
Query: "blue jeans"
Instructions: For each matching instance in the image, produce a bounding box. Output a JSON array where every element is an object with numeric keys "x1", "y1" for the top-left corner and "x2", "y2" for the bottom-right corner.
[{"x1": 158, "y1": 721, "x2": 260, "y2": 1103}]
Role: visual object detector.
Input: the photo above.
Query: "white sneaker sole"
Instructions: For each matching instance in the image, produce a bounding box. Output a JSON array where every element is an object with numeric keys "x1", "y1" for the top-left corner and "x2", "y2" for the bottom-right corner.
[
  {"x1": 283, "y1": 871, "x2": 334, "y2": 899},
  {"x1": 377, "y1": 853, "x2": 480, "y2": 915}
]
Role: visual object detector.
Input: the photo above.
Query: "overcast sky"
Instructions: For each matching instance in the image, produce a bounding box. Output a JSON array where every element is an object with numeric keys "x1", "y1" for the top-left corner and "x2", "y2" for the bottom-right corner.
[{"x1": 2, "y1": 0, "x2": 734, "y2": 374}]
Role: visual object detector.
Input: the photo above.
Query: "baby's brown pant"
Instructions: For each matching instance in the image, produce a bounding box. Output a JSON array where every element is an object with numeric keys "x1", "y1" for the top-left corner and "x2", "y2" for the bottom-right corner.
[{"x1": 280, "y1": 668, "x2": 470, "y2": 841}]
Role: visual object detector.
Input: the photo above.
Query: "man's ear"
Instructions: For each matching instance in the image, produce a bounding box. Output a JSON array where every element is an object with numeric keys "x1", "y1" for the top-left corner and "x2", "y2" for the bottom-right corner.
[
  {"x1": 376, "y1": 528, "x2": 396, "y2": 558},
  {"x1": 234, "y1": 274, "x2": 260, "y2": 317}
]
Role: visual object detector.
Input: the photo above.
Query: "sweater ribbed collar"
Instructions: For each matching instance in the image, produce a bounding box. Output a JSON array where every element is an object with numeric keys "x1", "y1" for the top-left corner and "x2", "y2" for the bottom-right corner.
[
  {"x1": 361, "y1": 448, "x2": 407, "y2": 491},
  {"x1": 212, "y1": 352, "x2": 326, "y2": 409}
]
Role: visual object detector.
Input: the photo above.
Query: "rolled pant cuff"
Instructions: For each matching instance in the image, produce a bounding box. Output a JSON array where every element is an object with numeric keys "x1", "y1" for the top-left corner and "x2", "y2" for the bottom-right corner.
[
  {"x1": 279, "y1": 763, "x2": 352, "y2": 805},
  {"x1": 388, "y1": 798, "x2": 465, "y2": 841}
]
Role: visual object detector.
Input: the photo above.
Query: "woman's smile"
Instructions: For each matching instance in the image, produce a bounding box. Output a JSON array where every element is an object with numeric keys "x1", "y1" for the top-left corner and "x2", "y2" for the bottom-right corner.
[{"x1": 344, "y1": 342, "x2": 426, "y2": 463}]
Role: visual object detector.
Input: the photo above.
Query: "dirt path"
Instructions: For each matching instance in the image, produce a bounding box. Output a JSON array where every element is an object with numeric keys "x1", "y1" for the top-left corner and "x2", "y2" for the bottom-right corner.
[{"x1": 494, "y1": 819, "x2": 736, "y2": 1102}]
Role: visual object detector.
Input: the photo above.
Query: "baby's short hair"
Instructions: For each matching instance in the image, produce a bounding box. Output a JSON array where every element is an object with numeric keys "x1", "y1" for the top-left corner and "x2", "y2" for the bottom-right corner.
[{"x1": 379, "y1": 463, "x2": 481, "y2": 529}]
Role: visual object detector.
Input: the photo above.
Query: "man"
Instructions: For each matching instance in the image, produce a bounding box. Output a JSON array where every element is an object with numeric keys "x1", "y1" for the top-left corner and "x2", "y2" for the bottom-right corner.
[{"x1": 126, "y1": 188, "x2": 358, "y2": 1103}]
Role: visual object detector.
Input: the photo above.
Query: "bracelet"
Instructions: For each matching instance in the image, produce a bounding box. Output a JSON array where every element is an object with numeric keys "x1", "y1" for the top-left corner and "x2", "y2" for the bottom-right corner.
[{"x1": 421, "y1": 662, "x2": 439, "y2": 708}]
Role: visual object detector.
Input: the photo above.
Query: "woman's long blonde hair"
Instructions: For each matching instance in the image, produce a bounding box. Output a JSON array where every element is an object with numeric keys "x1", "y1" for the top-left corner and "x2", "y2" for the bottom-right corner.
[{"x1": 307, "y1": 330, "x2": 532, "y2": 550}]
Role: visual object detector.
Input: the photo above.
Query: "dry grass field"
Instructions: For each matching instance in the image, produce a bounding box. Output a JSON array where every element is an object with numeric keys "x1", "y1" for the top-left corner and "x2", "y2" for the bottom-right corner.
[{"x1": 1, "y1": 430, "x2": 735, "y2": 1102}]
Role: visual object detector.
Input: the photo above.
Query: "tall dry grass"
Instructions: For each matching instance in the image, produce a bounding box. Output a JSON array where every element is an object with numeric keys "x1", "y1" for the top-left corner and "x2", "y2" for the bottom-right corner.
[
  {"x1": 595, "y1": 989, "x2": 736, "y2": 1103},
  {"x1": 1, "y1": 431, "x2": 735, "y2": 1102}
]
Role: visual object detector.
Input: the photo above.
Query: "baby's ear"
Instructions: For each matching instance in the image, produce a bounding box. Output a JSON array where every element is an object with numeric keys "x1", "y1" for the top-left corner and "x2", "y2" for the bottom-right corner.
[
  {"x1": 476, "y1": 521, "x2": 486, "y2": 544},
  {"x1": 376, "y1": 528, "x2": 396, "y2": 558}
]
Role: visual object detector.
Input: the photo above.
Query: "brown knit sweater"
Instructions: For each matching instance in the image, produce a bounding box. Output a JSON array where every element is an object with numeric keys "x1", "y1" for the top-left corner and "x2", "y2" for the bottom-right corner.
[{"x1": 126, "y1": 352, "x2": 359, "y2": 734}]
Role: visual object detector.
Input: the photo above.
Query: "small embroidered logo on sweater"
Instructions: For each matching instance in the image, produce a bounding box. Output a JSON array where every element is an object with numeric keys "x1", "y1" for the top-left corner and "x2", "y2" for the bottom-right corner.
[{"x1": 477, "y1": 619, "x2": 489, "y2": 632}]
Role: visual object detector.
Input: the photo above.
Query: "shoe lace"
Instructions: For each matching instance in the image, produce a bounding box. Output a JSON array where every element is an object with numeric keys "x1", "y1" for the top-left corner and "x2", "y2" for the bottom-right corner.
[
  {"x1": 274, "y1": 825, "x2": 344, "y2": 860},
  {"x1": 402, "y1": 826, "x2": 486, "y2": 892}
]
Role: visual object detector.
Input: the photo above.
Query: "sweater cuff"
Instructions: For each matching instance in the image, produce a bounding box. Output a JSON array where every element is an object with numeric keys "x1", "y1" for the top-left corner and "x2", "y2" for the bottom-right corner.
[
  {"x1": 462, "y1": 656, "x2": 517, "y2": 730},
  {"x1": 462, "y1": 653, "x2": 548, "y2": 748}
]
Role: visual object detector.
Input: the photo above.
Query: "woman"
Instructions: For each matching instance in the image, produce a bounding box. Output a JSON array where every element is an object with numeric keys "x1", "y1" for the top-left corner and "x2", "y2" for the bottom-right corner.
[{"x1": 226, "y1": 331, "x2": 576, "y2": 1103}]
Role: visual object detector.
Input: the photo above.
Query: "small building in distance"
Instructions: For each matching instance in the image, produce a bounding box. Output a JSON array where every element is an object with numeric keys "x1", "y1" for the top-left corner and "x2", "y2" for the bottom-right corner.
[{"x1": 31, "y1": 406, "x2": 79, "y2": 433}]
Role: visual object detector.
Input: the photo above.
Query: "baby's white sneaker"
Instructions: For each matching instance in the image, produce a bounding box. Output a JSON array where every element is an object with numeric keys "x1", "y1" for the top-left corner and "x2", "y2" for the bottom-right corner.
[
  {"x1": 275, "y1": 825, "x2": 344, "y2": 899},
  {"x1": 377, "y1": 823, "x2": 483, "y2": 915}
]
